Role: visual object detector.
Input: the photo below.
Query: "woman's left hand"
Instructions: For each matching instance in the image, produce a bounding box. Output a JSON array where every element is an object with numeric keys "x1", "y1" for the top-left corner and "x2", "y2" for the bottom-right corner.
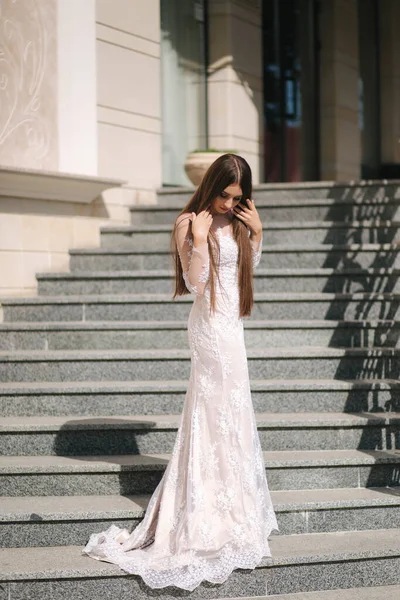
[{"x1": 233, "y1": 199, "x2": 262, "y2": 237}]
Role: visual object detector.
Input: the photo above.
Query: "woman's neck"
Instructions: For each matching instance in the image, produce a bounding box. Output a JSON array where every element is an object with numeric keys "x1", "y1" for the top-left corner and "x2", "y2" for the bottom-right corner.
[
  {"x1": 211, "y1": 211, "x2": 233, "y2": 223},
  {"x1": 210, "y1": 212, "x2": 234, "y2": 235}
]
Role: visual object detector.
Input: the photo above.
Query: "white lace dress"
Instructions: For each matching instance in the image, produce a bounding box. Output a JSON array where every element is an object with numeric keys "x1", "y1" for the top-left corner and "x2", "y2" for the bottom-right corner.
[{"x1": 82, "y1": 215, "x2": 279, "y2": 591}]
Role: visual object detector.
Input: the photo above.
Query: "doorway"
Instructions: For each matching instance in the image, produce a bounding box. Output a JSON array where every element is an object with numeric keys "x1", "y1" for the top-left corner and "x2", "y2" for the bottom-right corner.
[{"x1": 262, "y1": 0, "x2": 320, "y2": 182}]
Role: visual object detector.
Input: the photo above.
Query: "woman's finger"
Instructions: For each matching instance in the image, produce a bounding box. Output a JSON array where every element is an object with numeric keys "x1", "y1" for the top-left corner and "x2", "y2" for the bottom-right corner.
[{"x1": 233, "y1": 206, "x2": 248, "y2": 215}]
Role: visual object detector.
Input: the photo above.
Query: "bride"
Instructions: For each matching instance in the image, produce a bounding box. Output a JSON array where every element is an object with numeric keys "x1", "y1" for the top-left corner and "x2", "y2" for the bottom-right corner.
[{"x1": 82, "y1": 153, "x2": 279, "y2": 591}]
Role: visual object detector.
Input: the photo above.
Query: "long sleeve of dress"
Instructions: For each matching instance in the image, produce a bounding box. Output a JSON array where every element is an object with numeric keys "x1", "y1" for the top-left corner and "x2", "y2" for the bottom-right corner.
[
  {"x1": 250, "y1": 233, "x2": 263, "y2": 268},
  {"x1": 175, "y1": 215, "x2": 210, "y2": 296}
]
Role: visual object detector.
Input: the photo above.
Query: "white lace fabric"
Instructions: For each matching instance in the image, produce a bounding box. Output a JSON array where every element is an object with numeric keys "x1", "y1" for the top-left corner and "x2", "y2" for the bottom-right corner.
[{"x1": 82, "y1": 213, "x2": 279, "y2": 591}]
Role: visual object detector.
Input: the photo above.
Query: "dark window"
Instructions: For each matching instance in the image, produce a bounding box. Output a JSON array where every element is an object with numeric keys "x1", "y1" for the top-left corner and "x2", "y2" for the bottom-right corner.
[{"x1": 262, "y1": 0, "x2": 320, "y2": 182}]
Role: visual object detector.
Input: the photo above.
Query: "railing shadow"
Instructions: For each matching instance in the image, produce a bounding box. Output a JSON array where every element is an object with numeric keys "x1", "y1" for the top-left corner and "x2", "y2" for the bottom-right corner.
[{"x1": 323, "y1": 182, "x2": 400, "y2": 490}]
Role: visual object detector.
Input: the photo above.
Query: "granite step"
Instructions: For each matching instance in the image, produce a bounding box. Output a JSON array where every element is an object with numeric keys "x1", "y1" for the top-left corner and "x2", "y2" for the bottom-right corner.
[
  {"x1": 69, "y1": 244, "x2": 400, "y2": 271},
  {"x1": 156, "y1": 181, "x2": 400, "y2": 203},
  {"x1": 1, "y1": 450, "x2": 399, "y2": 496},
  {"x1": 2, "y1": 412, "x2": 399, "y2": 455},
  {"x1": 101, "y1": 223, "x2": 177, "y2": 250},
  {"x1": 130, "y1": 197, "x2": 400, "y2": 225},
  {"x1": 1, "y1": 379, "x2": 399, "y2": 417},
  {"x1": 100, "y1": 220, "x2": 400, "y2": 249},
  {"x1": 2, "y1": 488, "x2": 400, "y2": 548},
  {"x1": 1, "y1": 320, "x2": 400, "y2": 351},
  {"x1": 4, "y1": 292, "x2": 400, "y2": 322},
  {"x1": 1, "y1": 347, "x2": 400, "y2": 383},
  {"x1": 1, "y1": 529, "x2": 400, "y2": 598},
  {"x1": 36, "y1": 268, "x2": 400, "y2": 295},
  {"x1": 2, "y1": 182, "x2": 400, "y2": 600},
  {"x1": 0, "y1": 320, "x2": 190, "y2": 351},
  {"x1": 259, "y1": 586, "x2": 400, "y2": 600}
]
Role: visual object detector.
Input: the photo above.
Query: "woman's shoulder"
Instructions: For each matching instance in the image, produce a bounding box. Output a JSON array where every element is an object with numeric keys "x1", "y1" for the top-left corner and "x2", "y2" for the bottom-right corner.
[{"x1": 175, "y1": 212, "x2": 193, "y2": 229}]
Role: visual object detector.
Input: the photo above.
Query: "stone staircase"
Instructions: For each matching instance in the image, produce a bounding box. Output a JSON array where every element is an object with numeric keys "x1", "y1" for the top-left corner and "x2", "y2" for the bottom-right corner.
[{"x1": 1, "y1": 181, "x2": 400, "y2": 600}]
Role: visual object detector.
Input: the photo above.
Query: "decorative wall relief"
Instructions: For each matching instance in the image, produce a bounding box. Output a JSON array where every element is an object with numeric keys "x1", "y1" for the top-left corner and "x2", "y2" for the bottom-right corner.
[{"x1": 0, "y1": 0, "x2": 58, "y2": 170}]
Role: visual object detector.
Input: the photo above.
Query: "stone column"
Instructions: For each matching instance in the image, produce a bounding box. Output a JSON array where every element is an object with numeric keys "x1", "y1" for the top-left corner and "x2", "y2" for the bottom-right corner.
[
  {"x1": 96, "y1": 0, "x2": 162, "y2": 211},
  {"x1": 207, "y1": 0, "x2": 263, "y2": 183},
  {"x1": 379, "y1": 0, "x2": 400, "y2": 176},
  {"x1": 319, "y1": 0, "x2": 361, "y2": 181},
  {"x1": 57, "y1": 0, "x2": 97, "y2": 175}
]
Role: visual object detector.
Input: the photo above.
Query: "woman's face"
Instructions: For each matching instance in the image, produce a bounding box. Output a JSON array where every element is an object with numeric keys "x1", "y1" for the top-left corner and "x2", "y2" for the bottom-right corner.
[{"x1": 211, "y1": 183, "x2": 243, "y2": 215}]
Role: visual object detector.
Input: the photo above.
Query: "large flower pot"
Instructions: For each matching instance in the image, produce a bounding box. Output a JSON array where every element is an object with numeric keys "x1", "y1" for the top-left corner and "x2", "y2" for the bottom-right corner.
[{"x1": 184, "y1": 151, "x2": 225, "y2": 186}]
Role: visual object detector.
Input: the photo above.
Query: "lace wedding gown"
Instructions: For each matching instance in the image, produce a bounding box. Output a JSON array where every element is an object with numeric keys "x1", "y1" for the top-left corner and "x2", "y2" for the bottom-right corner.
[{"x1": 82, "y1": 214, "x2": 279, "y2": 591}]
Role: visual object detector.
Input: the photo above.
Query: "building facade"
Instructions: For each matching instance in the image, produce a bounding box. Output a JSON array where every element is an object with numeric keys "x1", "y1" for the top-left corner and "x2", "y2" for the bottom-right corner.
[{"x1": 0, "y1": 0, "x2": 399, "y2": 296}]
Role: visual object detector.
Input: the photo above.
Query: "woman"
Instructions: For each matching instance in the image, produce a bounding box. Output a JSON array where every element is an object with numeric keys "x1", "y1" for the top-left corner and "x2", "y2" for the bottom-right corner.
[{"x1": 82, "y1": 154, "x2": 279, "y2": 591}]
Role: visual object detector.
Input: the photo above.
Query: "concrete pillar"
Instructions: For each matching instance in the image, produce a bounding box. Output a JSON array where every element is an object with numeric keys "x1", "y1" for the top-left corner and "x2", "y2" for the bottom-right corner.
[
  {"x1": 96, "y1": 0, "x2": 162, "y2": 210},
  {"x1": 207, "y1": 0, "x2": 263, "y2": 183},
  {"x1": 319, "y1": 0, "x2": 361, "y2": 181},
  {"x1": 379, "y1": 0, "x2": 400, "y2": 176},
  {"x1": 57, "y1": 0, "x2": 97, "y2": 176}
]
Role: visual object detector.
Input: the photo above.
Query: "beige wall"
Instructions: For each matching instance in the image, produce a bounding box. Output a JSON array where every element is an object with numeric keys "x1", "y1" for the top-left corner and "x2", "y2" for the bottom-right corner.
[
  {"x1": 207, "y1": 0, "x2": 263, "y2": 183},
  {"x1": 0, "y1": 198, "x2": 107, "y2": 297},
  {"x1": 0, "y1": 0, "x2": 58, "y2": 170},
  {"x1": 96, "y1": 0, "x2": 162, "y2": 217},
  {"x1": 0, "y1": 1, "x2": 162, "y2": 298},
  {"x1": 319, "y1": 0, "x2": 361, "y2": 181}
]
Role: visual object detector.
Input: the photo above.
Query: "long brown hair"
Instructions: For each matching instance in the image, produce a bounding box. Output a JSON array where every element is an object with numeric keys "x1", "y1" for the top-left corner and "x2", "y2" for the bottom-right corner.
[{"x1": 172, "y1": 153, "x2": 255, "y2": 317}]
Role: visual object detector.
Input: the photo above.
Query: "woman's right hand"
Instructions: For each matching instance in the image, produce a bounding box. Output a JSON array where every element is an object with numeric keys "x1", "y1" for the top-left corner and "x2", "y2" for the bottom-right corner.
[{"x1": 191, "y1": 209, "x2": 213, "y2": 245}]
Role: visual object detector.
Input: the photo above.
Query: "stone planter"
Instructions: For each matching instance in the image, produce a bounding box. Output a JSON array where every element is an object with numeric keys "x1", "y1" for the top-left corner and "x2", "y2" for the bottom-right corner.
[{"x1": 184, "y1": 151, "x2": 225, "y2": 186}]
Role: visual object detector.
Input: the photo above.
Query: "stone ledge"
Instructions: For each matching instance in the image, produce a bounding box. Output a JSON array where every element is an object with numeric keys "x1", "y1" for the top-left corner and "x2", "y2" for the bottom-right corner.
[
  {"x1": 266, "y1": 585, "x2": 400, "y2": 600},
  {"x1": 1, "y1": 449, "x2": 400, "y2": 474},
  {"x1": 69, "y1": 243, "x2": 400, "y2": 254},
  {"x1": 1, "y1": 411, "x2": 400, "y2": 432},
  {"x1": 1, "y1": 529, "x2": 400, "y2": 580},
  {"x1": 0, "y1": 166, "x2": 124, "y2": 204},
  {"x1": 1, "y1": 488, "x2": 400, "y2": 523},
  {"x1": 99, "y1": 221, "x2": 400, "y2": 233},
  {"x1": 34, "y1": 267, "x2": 400, "y2": 280},
  {"x1": 0, "y1": 319, "x2": 397, "y2": 331},
  {"x1": 2, "y1": 346, "x2": 400, "y2": 361},
  {"x1": 0, "y1": 378, "x2": 399, "y2": 394},
  {"x1": 132, "y1": 196, "x2": 400, "y2": 211},
  {"x1": 157, "y1": 180, "x2": 400, "y2": 195},
  {"x1": 3, "y1": 291, "x2": 400, "y2": 305}
]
